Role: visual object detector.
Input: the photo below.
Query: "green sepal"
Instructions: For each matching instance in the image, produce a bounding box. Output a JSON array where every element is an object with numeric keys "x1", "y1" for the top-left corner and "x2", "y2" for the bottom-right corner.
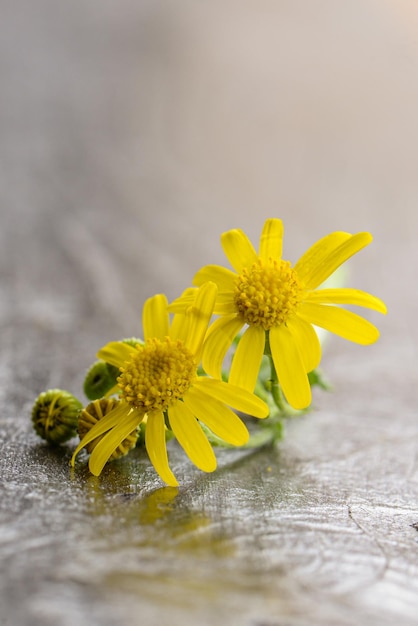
[{"x1": 308, "y1": 368, "x2": 332, "y2": 390}]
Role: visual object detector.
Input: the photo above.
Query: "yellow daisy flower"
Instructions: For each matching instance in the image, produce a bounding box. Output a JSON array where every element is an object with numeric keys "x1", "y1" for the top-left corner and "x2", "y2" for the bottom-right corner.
[
  {"x1": 71, "y1": 282, "x2": 269, "y2": 486},
  {"x1": 173, "y1": 219, "x2": 386, "y2": 411}
]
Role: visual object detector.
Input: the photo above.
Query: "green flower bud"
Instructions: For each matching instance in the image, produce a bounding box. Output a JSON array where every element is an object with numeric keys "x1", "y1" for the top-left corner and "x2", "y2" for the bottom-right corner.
[
  {"x1": 78, "y1": 398, "x2": 139, "y2": 461},
  {"x1": 83, "y1": 338, "x2": 144, "y2": 401},
  {"x1": 83, "y1": 360, "x2": 119, "y2": 401},
  {"x1": 32, "y1": 389, "x2": 82, "y2": 444}
]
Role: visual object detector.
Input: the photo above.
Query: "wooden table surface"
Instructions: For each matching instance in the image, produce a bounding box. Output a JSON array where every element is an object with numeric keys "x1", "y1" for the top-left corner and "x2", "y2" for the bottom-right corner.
[{"x1": 1, "y1": 1, "x2": 417, "y2": 625}]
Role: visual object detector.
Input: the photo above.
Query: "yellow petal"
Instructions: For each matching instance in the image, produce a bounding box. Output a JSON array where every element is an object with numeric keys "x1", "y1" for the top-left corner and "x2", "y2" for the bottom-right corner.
[
  {"x1": 169, "y1": 309, "x2": 190, "y2": 343},
  {"x1": 229, "y1": 325, "x2": 265, "y2": 391},
  {"x1": 294, "y1": 231, "x2": 352, "y2": 284},
  {"x1": 299, "y1": 232, "x2": 372, "y2": 290},
  {"x1": 305, "y1": 288, "x2": 387, "y2": 314},
  {"x1": 221, "y1": 228, "x2": 258, "y2": 273},
  {"x1": 105, "y1": 383, "x2": 120, "y2": 397},
  {"x1": 193, "y1": 265, "x2": 237, "y2": 290},
  {"x1": 258, "y1": 218, "x2": 284, "y2": 262},
  {"x1": 70, "y1": 402, "x2": 131, "y2": 467},
  {"x1": 168, "y1": 289, "x2": 197, "y2": 341},
  {"x1": 168, "y1": 291, "x2": 196, "y2": 313},
  {"x1": 213, "y1": 293, "x2": 238, "y2": 316},
  {"x1": 286, "y1": 316, "x2": 321, "y2": 373},
  {"x1": 88, "y1": 410, "x2": 142, "y2": 476},
  {"x1": 184, "y1": 386, "x2": 249, "y2": 446},
  {"x1": 145, "y1": 410, "x2": 178, "y2": 486},
  {"x1": 97, "y1": 341, "x2": 135, "y2": 368},
  {"x1": 184, "y1": 281, "x2": 217, "y2": 358},
  {"x1": 269, "y1": 325, "x2": 312, "y2": 410},
  {"x1": 193, "y1": 378, "x2": 269, "y2": 418},
  {"x1": 142, "y1": 294, "x2": 169, "y2": 340},
  {"x1": 168, "y1": 402, "x2": 217, "y2": 473},
  {"x1": 298, "y1": 302, "x2": 380, "y2": 344},
  {"x1": 202, "y1": 315, "x2": 244, "y2": 379}
]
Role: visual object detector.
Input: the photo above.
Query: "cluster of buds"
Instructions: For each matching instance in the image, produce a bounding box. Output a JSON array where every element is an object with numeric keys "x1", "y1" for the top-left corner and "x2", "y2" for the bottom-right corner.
[{"x1": 31, "y1": 338, "x2": 144, "y2": 462}]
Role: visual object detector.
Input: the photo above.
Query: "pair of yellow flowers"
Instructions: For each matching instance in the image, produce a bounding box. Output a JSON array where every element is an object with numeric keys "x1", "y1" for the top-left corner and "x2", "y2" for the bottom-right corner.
[{"x1": 71, "y1": 218, "x2": 386, "y2": 486}]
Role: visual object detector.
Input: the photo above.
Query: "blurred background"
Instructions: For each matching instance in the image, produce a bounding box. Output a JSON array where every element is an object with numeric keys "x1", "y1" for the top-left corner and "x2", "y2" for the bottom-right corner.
[
  {"x1": 0, "y1": 0, "x2": 417, "y2": 417},
  {"x1": 2, "y1": 1, "x2": 417, "y2": 306},
  {"x1": 2, "y1": 0, "x2": 416, "y2": 395}
]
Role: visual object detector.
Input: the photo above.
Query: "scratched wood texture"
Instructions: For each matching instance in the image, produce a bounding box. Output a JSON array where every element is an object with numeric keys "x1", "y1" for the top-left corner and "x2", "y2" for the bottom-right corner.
[{"x1": 1, "y1": 1, "x2": 417, "y2": 625}]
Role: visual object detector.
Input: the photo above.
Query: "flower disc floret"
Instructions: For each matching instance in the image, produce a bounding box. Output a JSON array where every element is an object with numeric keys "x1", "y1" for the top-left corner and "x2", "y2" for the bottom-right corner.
[
  {"x1": 234, "y1": 259, "x2": 303, "y2": 330},
  {"x1": 118, "y1": 337, "x2": 196, "y2": 412}
]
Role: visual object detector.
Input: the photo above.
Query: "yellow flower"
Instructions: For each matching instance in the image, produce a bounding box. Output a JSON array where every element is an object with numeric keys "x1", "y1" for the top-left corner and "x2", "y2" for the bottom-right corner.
[
  {"x1": 172, "y1": 219, "x2": 386, "y2": 410},
  {"x1": 71, "y1": 282, "x2": 269, "y2": 486}
]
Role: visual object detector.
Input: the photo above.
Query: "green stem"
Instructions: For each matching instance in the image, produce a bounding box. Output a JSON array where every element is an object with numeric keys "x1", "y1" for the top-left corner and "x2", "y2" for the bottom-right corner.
[
  {"x1": 268, "y1": 354, "x2": 287, "y2": 414},
  {"x1": 264, "y1": 331, "x2": 285, "y2": 414}
]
